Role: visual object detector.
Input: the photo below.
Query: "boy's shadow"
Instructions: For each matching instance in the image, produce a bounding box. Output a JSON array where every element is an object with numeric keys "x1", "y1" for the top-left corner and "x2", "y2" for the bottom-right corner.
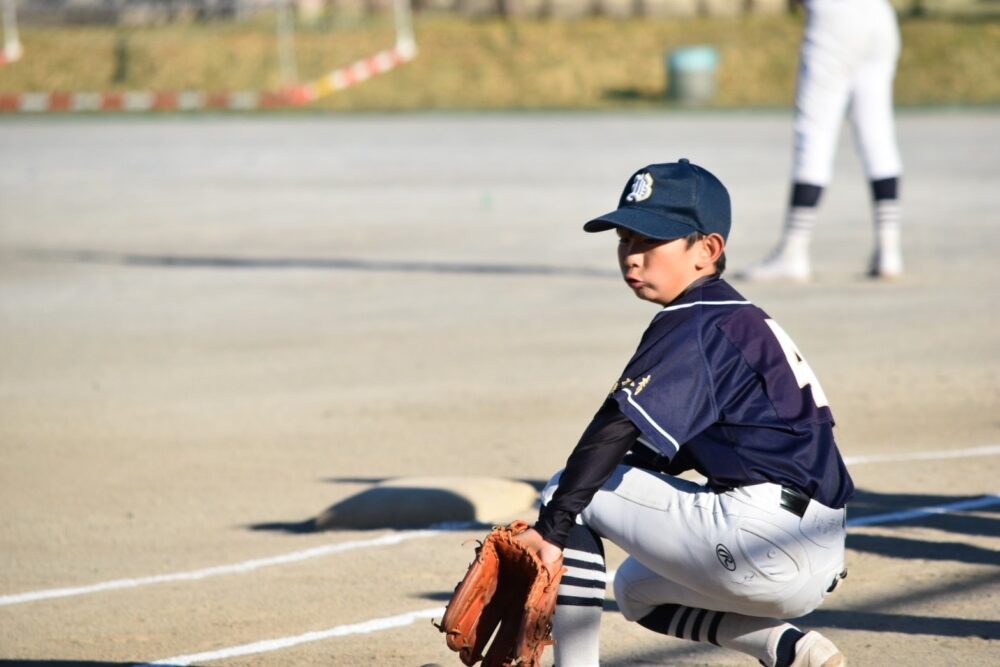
[
  {"x1": 845, "y1": 488, "x2": 999, "y2": 563},
  {"x1": 848, "y1": 488, "x2": 999, "y2": 535}
]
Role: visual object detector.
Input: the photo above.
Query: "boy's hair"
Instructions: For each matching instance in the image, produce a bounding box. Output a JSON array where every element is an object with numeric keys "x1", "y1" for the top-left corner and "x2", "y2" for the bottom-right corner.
[{"x1": 684, "y1": 232, "x2": 727, "y2": 276}]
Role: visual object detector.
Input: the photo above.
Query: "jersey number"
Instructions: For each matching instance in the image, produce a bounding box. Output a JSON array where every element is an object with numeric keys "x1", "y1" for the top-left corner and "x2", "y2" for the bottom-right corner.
[{"x1": 765, "y1": 320, "x2": 829, "y2": 408}]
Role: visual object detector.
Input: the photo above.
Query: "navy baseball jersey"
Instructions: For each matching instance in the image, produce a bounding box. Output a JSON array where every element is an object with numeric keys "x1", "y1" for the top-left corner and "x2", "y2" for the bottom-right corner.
[
  {"x1": 612, "y1": 277, "x2": 852, "y2": 504},
  {"x1": 536, "y1": 277, "x2": 853, "y2": 548}
]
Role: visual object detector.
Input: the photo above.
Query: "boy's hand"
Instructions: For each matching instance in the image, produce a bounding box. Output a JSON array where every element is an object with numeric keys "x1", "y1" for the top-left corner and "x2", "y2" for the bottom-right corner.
[{"x1": 514, "y1": 527, "x2": 564, "y2": 566}]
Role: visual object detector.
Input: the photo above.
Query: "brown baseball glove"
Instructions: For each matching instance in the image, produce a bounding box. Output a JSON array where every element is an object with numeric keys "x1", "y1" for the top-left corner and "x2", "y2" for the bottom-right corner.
[{"x1": 435, "y1": 520, "x2": 565, "y2": 667}]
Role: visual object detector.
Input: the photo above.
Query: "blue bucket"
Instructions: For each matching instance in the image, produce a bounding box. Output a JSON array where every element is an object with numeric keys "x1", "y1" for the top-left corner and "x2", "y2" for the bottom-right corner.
[{"x1": 666, "y1": 45, "x2": 720, "y2": 104}]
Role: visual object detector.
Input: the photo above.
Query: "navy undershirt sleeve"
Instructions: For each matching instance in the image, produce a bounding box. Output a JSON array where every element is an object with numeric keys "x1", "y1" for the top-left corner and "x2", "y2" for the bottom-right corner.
[{"x1": 534, "y1": 399, "x2": 639, "y2": 548}]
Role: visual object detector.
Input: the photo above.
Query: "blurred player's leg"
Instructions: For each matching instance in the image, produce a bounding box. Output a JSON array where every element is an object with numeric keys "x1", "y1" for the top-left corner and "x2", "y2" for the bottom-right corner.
[
  {"x1": 739, "y1": 183, "x2": 823, "y2": 283},
  {"x1": 739, "y1": 2, "x2": 855, "y2": 282},
  {"x1": 849, "y1": 1, "x2": 903, "y2": 278},
  {"x1": 791, "y1": 3, "x2": 857, "y2": 189},
  {"x1": 867, "y1": 177, "x2": 902, "y2": 278}
]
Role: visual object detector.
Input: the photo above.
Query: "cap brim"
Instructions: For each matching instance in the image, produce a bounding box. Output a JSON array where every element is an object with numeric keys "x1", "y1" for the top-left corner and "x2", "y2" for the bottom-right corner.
[{"x1": 583, "y1": 208, "x2": 697, "y2": 240}]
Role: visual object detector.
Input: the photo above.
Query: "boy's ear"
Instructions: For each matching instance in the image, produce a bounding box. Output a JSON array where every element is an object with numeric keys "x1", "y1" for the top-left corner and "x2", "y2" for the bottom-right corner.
[{"x1": 696, "y1": 233, "x2": 726, "y2": 270}]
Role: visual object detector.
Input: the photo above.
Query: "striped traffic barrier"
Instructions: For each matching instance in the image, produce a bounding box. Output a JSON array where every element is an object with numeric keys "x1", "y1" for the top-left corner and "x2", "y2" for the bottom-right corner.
[
  {"x1": 0, "y1": 40, "x2": 416, "y2": 113},
  {"x1": 288, "y1": 39, "x2": 417, "y2": 105}
]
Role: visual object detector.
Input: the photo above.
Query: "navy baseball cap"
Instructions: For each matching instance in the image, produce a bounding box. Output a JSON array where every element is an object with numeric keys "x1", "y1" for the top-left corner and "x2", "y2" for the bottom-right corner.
[{"x1": 584, "y1": 159, "x2": 731, "y2": 241}]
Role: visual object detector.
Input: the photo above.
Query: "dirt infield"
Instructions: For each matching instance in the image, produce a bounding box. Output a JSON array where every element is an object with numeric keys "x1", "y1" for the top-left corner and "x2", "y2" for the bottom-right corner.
[{"x1": 0, "y1": 111, "x2": 997, "y2": 666}]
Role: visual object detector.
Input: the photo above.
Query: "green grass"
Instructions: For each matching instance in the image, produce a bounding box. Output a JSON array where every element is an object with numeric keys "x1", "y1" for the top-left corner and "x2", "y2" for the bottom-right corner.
[{"x1": 1, "y1": 13, "x2": 998, "y2": 109}]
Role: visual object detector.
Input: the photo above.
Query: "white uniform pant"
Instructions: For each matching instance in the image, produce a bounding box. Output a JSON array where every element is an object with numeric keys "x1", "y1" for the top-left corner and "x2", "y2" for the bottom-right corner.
[
  {"x1": 543, "y1": 466, "x2": 847, "y2": 621},
  {"x1": 794, "y1": 0, "x2": 902, "y2": 185}
]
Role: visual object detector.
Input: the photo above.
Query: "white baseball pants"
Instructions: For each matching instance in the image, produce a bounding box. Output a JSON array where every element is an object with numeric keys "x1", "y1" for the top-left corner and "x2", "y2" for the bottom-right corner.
[
  {"x1": 543, "y1": 465, "x2": 847, "y2": 621},
  {"x1": 793, "y1": 0, "x2": 903, "y2": 185}
]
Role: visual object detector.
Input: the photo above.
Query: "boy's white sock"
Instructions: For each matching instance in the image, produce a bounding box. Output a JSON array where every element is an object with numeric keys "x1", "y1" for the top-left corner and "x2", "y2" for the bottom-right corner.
[
  {"x1": 552, "y1": 525, "x2": 606, "y2": 667},
  {"x1": 552, "y1": 600, "x2": 602, "y2": 666}
]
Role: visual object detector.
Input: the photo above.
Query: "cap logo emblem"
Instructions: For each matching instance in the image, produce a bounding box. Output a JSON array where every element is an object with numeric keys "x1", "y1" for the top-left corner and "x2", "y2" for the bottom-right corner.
[{"x1": 625, "y1": 173, "x2": 653, "y2": 202}]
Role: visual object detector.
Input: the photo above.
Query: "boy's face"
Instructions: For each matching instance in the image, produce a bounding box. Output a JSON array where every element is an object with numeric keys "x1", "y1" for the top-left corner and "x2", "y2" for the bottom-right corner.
[{"x1": 616, "y1": 228, "x2": 715, "y2": 306}]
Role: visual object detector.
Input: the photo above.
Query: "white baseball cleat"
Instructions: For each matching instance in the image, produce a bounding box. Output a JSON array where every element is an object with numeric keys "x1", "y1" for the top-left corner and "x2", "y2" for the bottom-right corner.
[
  {"x1": 790, "y1": 630, "x2": 846, "y2": 667},
  {"x1": 736, "y1": 247, "x2": 812, "y2": 283}
]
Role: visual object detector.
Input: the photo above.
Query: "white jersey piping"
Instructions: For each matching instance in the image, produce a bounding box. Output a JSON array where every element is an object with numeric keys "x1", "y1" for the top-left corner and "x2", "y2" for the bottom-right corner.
[{"x1": 622, "y1": 387, "x2": 680, "y2": 452}]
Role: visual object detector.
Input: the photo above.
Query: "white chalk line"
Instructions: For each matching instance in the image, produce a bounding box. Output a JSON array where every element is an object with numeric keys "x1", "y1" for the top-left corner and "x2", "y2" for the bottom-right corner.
[
  {"x1": 138, "y1": 607, "x2": 446, "y2": 666},
  {"x1": 142, "y1": 491, "x2": 1000, "y2": 665},
  {"x1": 846, "y1": 492, "x2": 1000, "y2": 527},
  {"x1": 0, "y1": 530, "x2": 439, "y2": 607},
  {"x1": 843, "y1": 443, "x2": 1000, "y2": 466},
  {"x1": 2, "y1": 444, "x2": 997, "y2": 608}
]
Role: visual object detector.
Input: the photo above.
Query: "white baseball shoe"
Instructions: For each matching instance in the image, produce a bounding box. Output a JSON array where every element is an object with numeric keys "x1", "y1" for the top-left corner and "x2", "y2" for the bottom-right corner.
[
  {"x1": 736, "y1": 246, "x2": 812, "y2": 283},
  {"x1": 790, "y1": 630, "x2": 846, "y2": 667}
]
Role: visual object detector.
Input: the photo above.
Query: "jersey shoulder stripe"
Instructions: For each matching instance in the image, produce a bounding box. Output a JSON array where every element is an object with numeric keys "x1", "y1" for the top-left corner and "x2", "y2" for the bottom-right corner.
[{"x1": 659, "y1": 299, "x2": 752, "y2": 314}]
